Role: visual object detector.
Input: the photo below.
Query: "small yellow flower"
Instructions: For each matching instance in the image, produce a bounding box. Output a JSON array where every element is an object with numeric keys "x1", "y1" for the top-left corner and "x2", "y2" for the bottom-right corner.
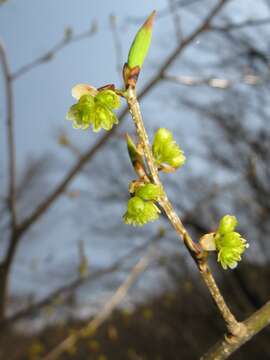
[
  {"x1": 67, "y1": 84, "x2": 120, "y2": 132},
  {"x1": 123, "y1": 196, "x2": 160, "y2": 226},
  {"x1": 152, "y1": 128, "x2": 185, "y2": 169},
  {"x1": 215, "y1": 215, "x2": 249, "y2": 270}
]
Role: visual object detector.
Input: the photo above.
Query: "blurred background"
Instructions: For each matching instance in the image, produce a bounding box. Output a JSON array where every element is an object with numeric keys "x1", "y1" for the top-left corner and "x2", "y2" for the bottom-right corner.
[{"x1": 0, "y1": 0, "x2": 270, "y2": 359}]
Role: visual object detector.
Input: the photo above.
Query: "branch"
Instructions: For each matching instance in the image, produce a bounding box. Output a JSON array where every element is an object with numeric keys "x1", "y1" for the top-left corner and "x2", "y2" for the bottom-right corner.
[
  {"x1": 109, "y1": 14, "x2": 123, "y2": 76},
  {"x1": 42, "y1": 251, "x2": 154, "y2": 360},
  {"x1": 11, "y1": 22, "x2": 97, "y2": 80},
  {"x1": 126, "y1": 84, "x2": 243, "y2": 337},
  {"x1": 168, "y1": 0, "x2": 183, "y2": 42},
  {"x1": 126, "y1": 0, "x2": 203, "y2": 24},
  {"x1": 163, "y1": 72, "x2": 263, "y2": 89},
  {"x1": 17, "y1": 0, "x2": 229, "y2": 239},
  {"x1": 201, "y1": 301, "x2": 270, "y2": 359},
  {"x1": 211, "y1": 17, "x2": 270, "y2": 32},
  {"x1": 0, "y1": 39, "x2": 17, "y2": 228}
]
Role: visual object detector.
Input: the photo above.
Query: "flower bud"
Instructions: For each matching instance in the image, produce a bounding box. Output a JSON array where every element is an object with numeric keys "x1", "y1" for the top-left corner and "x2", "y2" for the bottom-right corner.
[
  {"x1": 135, "y1": 183, "x2": 163, "y2": 201},
  {"x1": 218, "y1": 215, "x2": 238, "y2": 235}
]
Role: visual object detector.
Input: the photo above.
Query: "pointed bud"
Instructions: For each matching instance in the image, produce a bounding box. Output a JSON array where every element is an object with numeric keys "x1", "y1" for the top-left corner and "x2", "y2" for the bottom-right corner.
[
  {"x1": 126, "y1": 134, "x2": 137, "y2": 164},
  {"x1": 127, "y1": 11, "x2": 156, "y2": 70}
]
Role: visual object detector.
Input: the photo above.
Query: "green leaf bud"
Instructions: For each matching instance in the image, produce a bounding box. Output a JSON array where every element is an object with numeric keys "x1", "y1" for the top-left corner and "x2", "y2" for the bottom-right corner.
[
  {"x1": 126, "y1": 134, "x2": 137, "y2": 164},
  {"x1": 218, "y1": 215, "x2": 238, "y2": 235},
  {"x1": 95, "y1": 90, "x2": 120, "y2": 110},
  {"x1": 135, "y1": 183, "x2": 163, "y2": 201},
  {"x1": 123, "y1": 196, "x2": 160, "y2": 226},
  {"x1": 127, "y1": 11, "x2": 156, "y2": 69},
  {"x1": 152, "y1": 128, "x2": 186, "y2": 169}
]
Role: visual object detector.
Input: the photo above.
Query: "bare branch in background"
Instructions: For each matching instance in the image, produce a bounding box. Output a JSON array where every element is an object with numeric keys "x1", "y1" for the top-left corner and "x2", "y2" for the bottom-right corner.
[
  {"x1": 0, "y1": 40, "x2": 17, "y2": 228},
  {"x1": 109, "y1": 14, "x2": 123, "y2": 77},
  {"x1": 211, "y1": 17, "x2": 270, "y2": 32},
  {"x1": 126, "y1": 0, "x2": 204, "y2": 24},
  {"x1": 1, "y1": 230, "x2": 164, "y2": 327},
  {"x1": 0, "y1": 39, "x2": 18, "y2": 320},
  {"x1": 42, "y1": 250, "x2": 155, "y2": 360},
  {"x1": 11, "y1": 21, "x2": 98, "y2": 80},
  {"x1": 168, "y1": 0, "x2": 183, "y2": 43},
  {"x1": 163, "y1": 72, "x2": 264, "y2": 89}
]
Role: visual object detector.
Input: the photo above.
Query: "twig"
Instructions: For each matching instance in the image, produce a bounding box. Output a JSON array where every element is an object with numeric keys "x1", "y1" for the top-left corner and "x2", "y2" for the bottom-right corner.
[
  {"x1": 11, "y1": 22, "x2": 97, "y2": 80},
  {"x1": 163, "y1": 72, "x2": 264, "y2": 89},
  {"x1": 0, "y1": 39, "x2": 19, "y2": 319},
  {"x1": 201, "y1": 301, "x2": 270, "y2": 360},
  {"x1": 109, "y1": 14, "x2": 123, "y2": 76},
  {"x1": 168, "y1": 0, "x2": 183, "y2": 42},
  {"x1": 42, "y1": 252, "x2": 153, "y2": 360},
  {"x1": 125, "y1": 83, "x2": 244, "y2": 337},
  {"x1": 126, "y1": 0, "x2": 203, "y2": 24},
  {"x1": 211, "y1": 17, "x2": 270, "y2": 32}
]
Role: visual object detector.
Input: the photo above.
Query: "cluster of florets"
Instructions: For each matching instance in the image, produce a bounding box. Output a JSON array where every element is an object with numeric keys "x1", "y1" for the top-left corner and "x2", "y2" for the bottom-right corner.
[
  {"x1": 123, "y1": 128, "x2": 186, "y2": 227},
  {"x1": 152, "y1": 128, "x2": 186, "y2": 170},
  {"x1": 67, "y1": 84, "x2": 120, "y2": 132},
  {"x1": 214, "y1": 215, "x2": 249, "y2": 270},
  {"x1": 123, "y1": 184, "x2": 163, "y2": 226}
]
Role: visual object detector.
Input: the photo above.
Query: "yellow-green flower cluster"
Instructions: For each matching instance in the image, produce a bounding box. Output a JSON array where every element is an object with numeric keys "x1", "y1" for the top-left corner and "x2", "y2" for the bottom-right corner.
[
  {"x1": 215, "y1": 215, "x2": 249, "y2": 270},
  {"x1": 123, "y1": 184, "x2": 163, "y2": 226},
  {"x1": 66, "y1": 84, "x2": 120, "y2": 132},
  {"x1": 152, "y1": 128, "x2": 185, "y2": 169}
]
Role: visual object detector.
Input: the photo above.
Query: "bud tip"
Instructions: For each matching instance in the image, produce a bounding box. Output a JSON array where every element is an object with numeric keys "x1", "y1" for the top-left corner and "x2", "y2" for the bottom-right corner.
[{"x1": 144, "y1": 10, "x2": 156, "y2": 30}]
